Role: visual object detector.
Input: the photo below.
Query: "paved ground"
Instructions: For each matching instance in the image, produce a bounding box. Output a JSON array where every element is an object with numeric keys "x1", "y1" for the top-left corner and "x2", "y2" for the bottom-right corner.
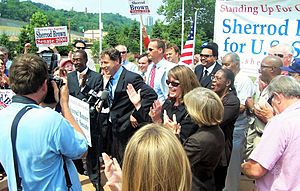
[{"x1": 1, "y1": 173, "x2": 256, "y2": 191}]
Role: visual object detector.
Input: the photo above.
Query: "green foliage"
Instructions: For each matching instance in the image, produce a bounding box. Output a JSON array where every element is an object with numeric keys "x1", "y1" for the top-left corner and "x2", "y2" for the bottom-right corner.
[
  {"x1": 16, "y1": 11, "x2": 48, "y2": 54},
  {"x1": 0, "y1": 0, "x2": 134, "y2": 33},
  {"x1": 0, "y1": 33, "x2": 16, "y2": 59},
  {"x1": 158, "y1": 0, "x2": 216, "y2": 50}
]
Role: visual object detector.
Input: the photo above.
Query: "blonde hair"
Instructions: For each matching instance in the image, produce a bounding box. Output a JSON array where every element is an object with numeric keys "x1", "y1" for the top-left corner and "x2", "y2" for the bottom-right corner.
[
  {"x1": 122, "y1": 124, "x2": 192, "y2": 191},
  {"x1": 168, "y1": 65, "x2": 200, "y2": 101},
  {"x1": 184, "y1": 87, "x2": 224, "y2": 126}
]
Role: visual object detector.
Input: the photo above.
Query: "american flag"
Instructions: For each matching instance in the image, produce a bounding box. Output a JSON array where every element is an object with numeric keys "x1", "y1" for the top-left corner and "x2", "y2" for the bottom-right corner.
[{"x1": 180, "y1": 21, "x2": 195, "y2": 65}]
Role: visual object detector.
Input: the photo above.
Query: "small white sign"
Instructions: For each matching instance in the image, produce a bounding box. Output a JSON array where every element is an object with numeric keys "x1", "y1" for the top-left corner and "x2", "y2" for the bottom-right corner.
[
  {"x1": 34, "y1": 26, "x2": 69, "y2": 47},
  {"x1": 69, "y1": 95, "x2": 91, "y2": 146},
  {"x1": 128, "y1": 0, "x2": 151, "y2": 15},
  {"x1": 0, "y1": 89, "x2": 15, "y2": 110}
]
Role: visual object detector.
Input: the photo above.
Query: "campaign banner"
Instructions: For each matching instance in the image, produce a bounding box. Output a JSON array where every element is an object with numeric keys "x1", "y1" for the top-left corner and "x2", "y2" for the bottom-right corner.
[
  {"x1": 128, "y1": 0, "x2": 151, "y2": 15},
  {"x1": 69, "y1": 95, "x2": 91, "y2": 146},
  {"x1": 214, "y1": 0, "x2": 300, "y2": 76},
  {"x1": 34, "y1": 26, "x2": 69, "y2": 47},
  {"x1": 0, "y1": 89, "x2": 14, "y2": 110}
]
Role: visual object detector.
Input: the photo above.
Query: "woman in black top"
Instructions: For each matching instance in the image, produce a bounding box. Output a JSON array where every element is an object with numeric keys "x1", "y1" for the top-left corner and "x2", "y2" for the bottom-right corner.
[
  {"x1": 128, "y1": 65, "x2": 200, "y2": 142},
  {"x1": 211, "y1": 68, "x2": 240, "y2": 191}
]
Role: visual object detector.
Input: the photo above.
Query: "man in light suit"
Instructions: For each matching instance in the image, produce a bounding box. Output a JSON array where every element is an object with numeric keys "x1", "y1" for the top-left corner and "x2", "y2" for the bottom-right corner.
[
  {"x1": 67, "y1": 50, "x2": 102, "y2": 189},
  {"x1": 99, "y1": 48, "x2": 157, "y2": 163},
  {"x1": 194, "y1": 42, "x2": 222, "y2": 88}
]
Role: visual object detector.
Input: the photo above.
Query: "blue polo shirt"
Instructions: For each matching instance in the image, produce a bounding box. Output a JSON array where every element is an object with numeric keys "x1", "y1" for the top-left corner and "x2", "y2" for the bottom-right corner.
[{"x1": 0, "y1": 103, "x2": 88, "y2": 191}]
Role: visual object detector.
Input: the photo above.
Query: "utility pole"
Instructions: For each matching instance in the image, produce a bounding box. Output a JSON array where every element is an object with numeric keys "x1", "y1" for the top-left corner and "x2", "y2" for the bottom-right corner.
[{"x1": 67, "y1": 17, "x2": 71, "y2": 42}]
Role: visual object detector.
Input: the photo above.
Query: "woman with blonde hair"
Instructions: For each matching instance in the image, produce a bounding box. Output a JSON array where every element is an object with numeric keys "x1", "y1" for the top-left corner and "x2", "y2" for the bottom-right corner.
[
  {"x1": 170, "y1": 87, "x2": 225, "y2": 191},
  {"x1": 102, "y1": 123, "x2": 192, "y2": 191}
]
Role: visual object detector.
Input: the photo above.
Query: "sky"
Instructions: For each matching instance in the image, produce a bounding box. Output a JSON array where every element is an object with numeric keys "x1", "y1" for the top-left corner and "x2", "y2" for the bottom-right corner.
[{"x1": 26, "y1": 0, "x2": 165, "y2": 22}]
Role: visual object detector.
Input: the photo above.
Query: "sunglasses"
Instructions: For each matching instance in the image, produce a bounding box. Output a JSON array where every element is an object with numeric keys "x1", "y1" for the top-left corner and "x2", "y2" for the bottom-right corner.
[
  {"x1": 148, "y1": 48, "x2": 154, "y2": 52},
  {"x1": 274, "y1": 53, "x2": 284, "y2": 58},
  {"x1": 267, "y1": 94, "x2": 274, "y2": 105},
  {"x1": 120, "y1": 51, "x2": 127, "y2": 54},
  {"x1": 200, "y1": 54, "x2": 213, "y2": 58},
  {"x1": 76, "y1": 47, "x2": 85, "y2": 50},
  {"x1": 166, "y1": 80, "x2": 180, "y2": 87}
]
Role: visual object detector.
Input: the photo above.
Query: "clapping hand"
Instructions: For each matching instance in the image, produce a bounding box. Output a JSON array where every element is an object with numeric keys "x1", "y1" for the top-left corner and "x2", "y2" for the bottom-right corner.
[
  {"x1": 149, "y1": 100, "x2": 162, "y2": 123},
  {"x1": 102, "y1": 153, "x2": 122, "y2": 191},
  {"x1": 163, "y1": 110, "x2": 181, "y2": 134},
  {"x1": 126, "y1": 83, "x2": 141, "y2": 110}
]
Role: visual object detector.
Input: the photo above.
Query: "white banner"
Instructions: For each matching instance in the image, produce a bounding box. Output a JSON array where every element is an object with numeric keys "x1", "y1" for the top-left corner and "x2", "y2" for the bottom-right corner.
[
  {"x1": 34, "y1": 26, "x2": 69, "y2": 47},
  {"x1": 69, "y1": 95, "x2": 91, "y2": 146},
  {"x1": 128, "y1": 0, "x2": 151, "y2": 15},
  {"x1": 214, "y1": 0, "x2": 300, "y2": 76},
  {"x1": 0, "y1": 89, "x2": 15, "y2": 110}
]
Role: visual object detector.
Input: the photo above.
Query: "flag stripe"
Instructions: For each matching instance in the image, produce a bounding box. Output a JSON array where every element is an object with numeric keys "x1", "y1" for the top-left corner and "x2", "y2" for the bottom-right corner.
[{"x1": 180, "y1": 21, "x2": 195, "y2": 65}]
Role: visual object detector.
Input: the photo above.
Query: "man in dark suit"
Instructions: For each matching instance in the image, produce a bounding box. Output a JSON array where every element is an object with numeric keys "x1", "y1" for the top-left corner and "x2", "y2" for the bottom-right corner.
[
  {"x1": 194, "y1": 42, "x2": 222, "y2": 88},
  {"x1": 99, "y1": 48, "x2": 157, "y2": 163},
  {"x1": 67, "y1": 50, "x2": 102, "y2": 188}
]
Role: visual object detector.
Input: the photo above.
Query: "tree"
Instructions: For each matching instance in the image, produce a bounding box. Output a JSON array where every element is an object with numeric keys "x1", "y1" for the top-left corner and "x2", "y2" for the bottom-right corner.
[
  {"x1": 103, "y1": 25, "x2": 119, "y2": 48},
  {"x1": 158, "y1": 0, "x2": 216, "y2": 41},
  {"x1": 0, "y1": 33, "x2": 15, "y2": 59},
  {"x1": 126, "y1": 21, "x2": 140, "y2": 53},
  {"x1": 16, "y1": 11, "x2": 48, "y2": 54}
]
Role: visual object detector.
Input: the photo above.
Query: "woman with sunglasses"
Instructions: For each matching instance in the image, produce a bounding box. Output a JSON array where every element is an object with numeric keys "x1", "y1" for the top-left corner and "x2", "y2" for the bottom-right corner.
[
  {"x1": 127, "y1": 65, "x2": 200, "y2": 142},
  {"x1": 210, "y1": 68, "x2": 240, "y2": 191}
]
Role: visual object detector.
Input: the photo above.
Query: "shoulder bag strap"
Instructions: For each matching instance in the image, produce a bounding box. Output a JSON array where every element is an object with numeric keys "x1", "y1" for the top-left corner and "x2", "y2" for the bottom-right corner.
[
  {"x1": 11, "y1": 106, "x2": 33, "y2": 191},
  {"x1": 59, "y1": 151, "x2": 72, "y2": 191}
]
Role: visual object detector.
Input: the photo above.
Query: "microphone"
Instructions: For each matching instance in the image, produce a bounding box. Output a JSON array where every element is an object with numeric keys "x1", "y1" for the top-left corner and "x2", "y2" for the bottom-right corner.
[
  {"x1": 95, "y1": 90, "x2": 109, "y2": 112},
  {"x1": 86, "y1": 89, "x2": 98, "y2": 103}
]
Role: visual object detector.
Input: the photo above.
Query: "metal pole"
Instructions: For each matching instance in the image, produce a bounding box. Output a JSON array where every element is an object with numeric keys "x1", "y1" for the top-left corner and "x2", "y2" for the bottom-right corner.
[
  {"x1": 181, "y1": 0, "x2": 185, "y2": 53},
  {"x1": 99, "y1": 1, "x2": 102, "y2": 54},
  {"x1": 140, "y1": 15, "x2": 143, "y2": 55},
  {"x1": 192, "y1": 9, "x2": 198, "y2": 65}
]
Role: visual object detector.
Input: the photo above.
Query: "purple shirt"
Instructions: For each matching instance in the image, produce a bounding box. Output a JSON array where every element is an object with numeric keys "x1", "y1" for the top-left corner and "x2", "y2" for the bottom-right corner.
[{"x1": 250, "y1": 101, "x2": 300, "y2": 191}]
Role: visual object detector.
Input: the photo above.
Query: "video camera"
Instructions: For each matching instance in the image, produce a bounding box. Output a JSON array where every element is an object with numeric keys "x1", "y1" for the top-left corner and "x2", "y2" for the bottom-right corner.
[{"x1": 43, "y1": 75, "x2": 63, "y2": 104}]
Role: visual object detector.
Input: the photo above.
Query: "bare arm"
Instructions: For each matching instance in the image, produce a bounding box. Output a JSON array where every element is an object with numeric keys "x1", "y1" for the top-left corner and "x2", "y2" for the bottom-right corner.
[{"x1": 241, "y1": 159, "x2": 268, "y2": 179}]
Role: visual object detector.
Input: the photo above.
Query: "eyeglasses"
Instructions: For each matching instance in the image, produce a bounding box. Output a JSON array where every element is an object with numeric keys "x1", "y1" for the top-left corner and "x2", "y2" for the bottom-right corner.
[
  {"x1": 138, "y1": 62, "x2": 147, "y2": 65},
  {"x1": 274, "y1": 53, "x2": 284, "y2": 58},
  {"x1": 120, "y1": 51, "x2": 127, "y2": 54},
  {"x1": 166, "y1": 80, "x2": 180, "y2": 87},
  {"x1": 260, "y1": 65, "x2": 275, "y2": 69},
  {"x1": 200, "y1": 54, "x2": 213, "y2": 58},
  {"x1": 267, "y1": 94, "x2": 274, "y2": 105},
  {"x1": 76, "y1": 47, "x2": 85, "y2": 50},
  {"x1": 211, "y1": 75, "x2": 223, "y2": 81}
]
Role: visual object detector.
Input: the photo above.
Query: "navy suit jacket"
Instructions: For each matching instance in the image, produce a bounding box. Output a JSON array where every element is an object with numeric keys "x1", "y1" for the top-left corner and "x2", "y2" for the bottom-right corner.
[
  {"x1": 67, "y1": 68, "x2": 102, "y2": 100},
  {"x1": 102, "y1": 68, "x2": 157, "y2": 161},
  {"x1": 194, "y1": 62, "x2": 222, "y2": 88}
]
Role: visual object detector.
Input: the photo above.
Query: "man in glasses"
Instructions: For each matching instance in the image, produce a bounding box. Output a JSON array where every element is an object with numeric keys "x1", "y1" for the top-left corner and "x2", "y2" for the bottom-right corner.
[
  {"x1": 245, "y1": 55, "x2": 282, "y2": 158},
  {"x1": 146, "y1": 38, "x2": 176, "y2": 102},
  {"x1": 73, "y1": 40, "x2": 96, "y2": 71},
  {"x1": 280, "y1": 58, "x2": 300, "y2": 82},
  {"x1": 115, "y1": 44, "x2": 138, "y2": 73},
  {"x1": 194, "y1": 42, "x2": 222, "y2": 88},
  {"x1": 270, "y1": 43, "x2": 294, "y2": 67},
  {"x1": 242, "y1": 76, "x2": 300, "y2": 191}
]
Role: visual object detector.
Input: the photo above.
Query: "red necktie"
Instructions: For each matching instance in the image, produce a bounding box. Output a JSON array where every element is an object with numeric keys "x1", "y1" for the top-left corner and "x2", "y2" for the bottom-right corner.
[{"x1": 149, "y1": 64, "x2": 156, "y2": 88}]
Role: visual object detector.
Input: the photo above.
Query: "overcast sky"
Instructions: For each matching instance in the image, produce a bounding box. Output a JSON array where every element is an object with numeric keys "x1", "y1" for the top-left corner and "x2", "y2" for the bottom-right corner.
[{"x1": 25, "y1": 0, "x2": 164, "y2": 22}]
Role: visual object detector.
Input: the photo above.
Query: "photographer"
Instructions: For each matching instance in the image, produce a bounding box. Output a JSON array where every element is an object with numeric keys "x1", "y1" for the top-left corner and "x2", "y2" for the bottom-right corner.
[{"x1": 0, "y1": 54, "x2": 88, "y2": 190}]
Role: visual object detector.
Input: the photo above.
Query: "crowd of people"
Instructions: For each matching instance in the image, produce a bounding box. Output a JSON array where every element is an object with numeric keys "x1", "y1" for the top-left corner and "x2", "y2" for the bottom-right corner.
[{"x1": 0, "y1": 33, "x2": 300, "y2": 191}]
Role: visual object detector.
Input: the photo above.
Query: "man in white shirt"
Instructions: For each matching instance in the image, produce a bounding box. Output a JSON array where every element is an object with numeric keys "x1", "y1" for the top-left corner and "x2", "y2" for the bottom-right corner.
[
  {"x1": 145, "y1": 39, "x2": 176, "y2": 102},
  {"x1": 222, "y1": 52, "x2": 255, "y2": 191},
  {"x1": 115, "y1": 44, "x2": 138, "y2": 73}
]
